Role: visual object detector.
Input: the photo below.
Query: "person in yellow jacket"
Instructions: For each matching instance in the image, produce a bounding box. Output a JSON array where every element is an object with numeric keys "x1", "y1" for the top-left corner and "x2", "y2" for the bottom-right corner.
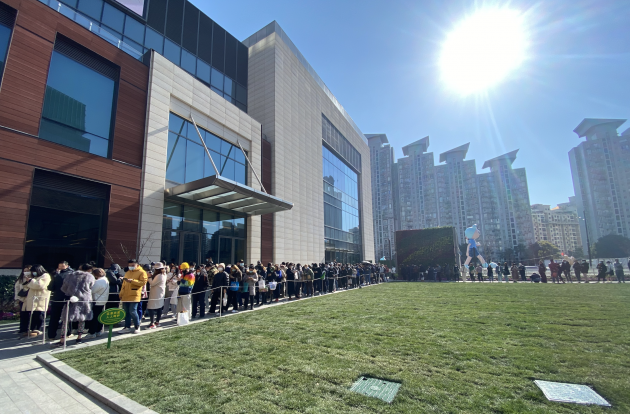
[{"x1": 118, "y1": 259, "x2": 148, "y2": 334}]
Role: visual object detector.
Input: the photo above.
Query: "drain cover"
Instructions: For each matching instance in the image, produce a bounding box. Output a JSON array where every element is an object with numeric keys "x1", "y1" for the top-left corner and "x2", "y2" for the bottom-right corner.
[
  {"x1": 534, "y1": 380, "x2": 611, "y2": 406},
  {"x1": 350, "y1": 376, "x2": 401, "y2": 403}
]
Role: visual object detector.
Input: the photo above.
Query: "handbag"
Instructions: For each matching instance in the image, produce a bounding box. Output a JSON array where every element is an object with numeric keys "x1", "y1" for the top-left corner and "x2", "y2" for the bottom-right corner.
[
  {"x1": 269, "y1": 281, "x2": 277, "y2": 290},
  {"x1": 17, "y1": 289, "x2": 28, "y2": 298},
  {"x1": 229, "y1": 281, "x2": 240, "y2": 291},
  {"x1": 177, "y1": 311, "x2": 189, "y2": 326},
  {"x1": 222, "y1": 295, "x2": 228, "y2": 307}
]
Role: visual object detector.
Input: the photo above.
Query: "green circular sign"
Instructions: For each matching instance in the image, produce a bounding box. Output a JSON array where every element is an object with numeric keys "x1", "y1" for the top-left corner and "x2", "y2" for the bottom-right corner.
[{"x1": 98, "y1": 308, "x2": 126, "y2": 325}]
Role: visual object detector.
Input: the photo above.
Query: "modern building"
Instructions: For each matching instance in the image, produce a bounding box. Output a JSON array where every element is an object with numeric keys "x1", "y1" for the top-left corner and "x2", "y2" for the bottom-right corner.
[
  {"x1": 366, "y1": 134, "x2": 395, "y2": 260},
  {"x1": 569, "y1": 118, "x2": 630, "y2": 254},
  {"x1": 374, "y1": 136, "x2": 535, "y2": 261},
  {"x1": 243, "y1": 22, "x2": 374, "y2": 264},
  {"x1": 0, "y1": 1, "x2": 374, "y2": 274},
  {"x1": 531, "y1": 201, "x2": 583, "y2": 255}
]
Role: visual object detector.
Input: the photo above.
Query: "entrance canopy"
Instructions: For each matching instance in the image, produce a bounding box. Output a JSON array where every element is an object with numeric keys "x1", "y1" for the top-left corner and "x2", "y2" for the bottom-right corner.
[{"x1": 164, "y1": 175, "x2": 293, "y2": 216}]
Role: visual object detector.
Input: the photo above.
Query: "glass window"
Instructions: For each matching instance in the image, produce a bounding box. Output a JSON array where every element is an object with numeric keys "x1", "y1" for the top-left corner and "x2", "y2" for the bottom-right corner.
[
  {"x1": 40, "y1": 51, "x2": 116, "y2": 158},
  {"x1": 181, "y1": 49, "x2": 196, "y2": 74},
  {"x1": 124, "y1": 16, "x2": 145, "y2": 44},
  {"x1": 204, "y1": 152, "x2": 218, "y2": 177},
  {"x1": 210, "y1": 86, "x2": 222, "y2": 96},
  {"x1": 233, "y1": 147, "x2": 246, "y2": 164},
  {"x1": 221, "y1": 158, "x2": 235, "y2": 181},
  {"x1": 182, "y1": 206, "x2": 201, "y2": 232},
  {"x1": 77, "y1": 0, "x2": 103, "y2": 20},
  {"x1": 224, "y1": 77, "x2": 234, "y2": 97},
  {"x1": 220, "y1": 214, "x2": 234, "y2": 237},
  {"x1": 205, "y1": 133, "x2": 221, "y2": 153},
  {"x1": 144, "y1": 27, "x2": 163, "y2": 54},
  {"x1": 0, "y1": 24, "x2": 13, "y2": 78},
  {"x1": 202, "y1": 210, "x2": 219, "y2": 234},
  {"x1": 164, "y1": 38, "x2": 180, "y2": 65},
  {"x1": 196, "y1": 59, "x2": 210, "y2": 84},
  {"x1": 220, "y1": 140, "x2": 232, "y2": 157},
  {"x1": 186, "y1": 141, "x2": 204, "y2": 182},
  {"x1": 163, "y1": 202, "x2": 182, "y2": 230},
  {"x1": 166, "y1": 132, "x2": 185, "y2": 183},
  {"x1": 101, "y1": 2, "x2": 124, "y2": 33},
  {"x1": 169, "y1": 112, "x2": 186, "y2": 135},
  {"x1": 234, "y1": 163, "x2": 245, "y2": 185},
  {"x1": 211, "y1": 68, "x2": 224, "y2": 92},
  {"x1": 235, "y1": 83, "x2": 247, "y2": 104},
  {"x1": 161, "y1": 231, "x2": 180, "y2": 264}
]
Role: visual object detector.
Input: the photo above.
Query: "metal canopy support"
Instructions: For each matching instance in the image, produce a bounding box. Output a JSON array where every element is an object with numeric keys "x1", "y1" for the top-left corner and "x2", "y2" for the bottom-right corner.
[
  {"x1": 236, "y1": 140, "x2": 267, "y2": 194},
  {"x1": 190, "y1": 114, "x2": 220, "y2": 176}
]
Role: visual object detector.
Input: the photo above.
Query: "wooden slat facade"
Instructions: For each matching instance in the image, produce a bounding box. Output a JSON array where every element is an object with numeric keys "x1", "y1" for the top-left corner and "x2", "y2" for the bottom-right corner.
[{"x1": 0, "y1": 0, "x2": 148, "y2": 269}]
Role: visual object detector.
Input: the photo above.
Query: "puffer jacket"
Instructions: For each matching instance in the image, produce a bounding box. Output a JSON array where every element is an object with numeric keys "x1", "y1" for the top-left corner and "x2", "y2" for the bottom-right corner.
[
  {"x1": 61, "y1": 270, "x2": 95, "y2": 322},
  {"x1": 22, "y1": 273, "x2": 52, "y2": 312},
  {"x1": 243, "y1": 270, "x2": 258, "y2": 296},
  {"x1": 119, "y1": 267, "x2": 148, "y2": 302}
]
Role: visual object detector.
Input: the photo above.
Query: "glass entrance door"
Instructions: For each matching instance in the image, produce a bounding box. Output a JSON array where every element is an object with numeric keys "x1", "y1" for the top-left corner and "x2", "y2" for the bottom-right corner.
[{"x1": 181, "y1": 232, "x2": 200, "y2": 264}]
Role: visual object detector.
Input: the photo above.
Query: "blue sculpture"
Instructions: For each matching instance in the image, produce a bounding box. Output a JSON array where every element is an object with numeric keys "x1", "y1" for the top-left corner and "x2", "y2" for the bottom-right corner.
[{"x1": 463, "y1": 224, "x2": 487, "y2": 267}]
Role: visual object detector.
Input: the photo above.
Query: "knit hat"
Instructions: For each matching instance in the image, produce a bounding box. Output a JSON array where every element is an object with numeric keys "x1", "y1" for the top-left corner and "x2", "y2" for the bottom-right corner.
[{"x1": 180, "y1": 262, "x2": 190, "y2": 270}]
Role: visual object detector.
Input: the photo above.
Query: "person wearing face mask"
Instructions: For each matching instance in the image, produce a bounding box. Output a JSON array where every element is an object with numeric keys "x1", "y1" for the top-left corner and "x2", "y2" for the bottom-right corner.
[
  {"x1": 147, "y1": 262, "x2": 167, "y2": 328},
  {"x1": 18, "y1": 265, "x2": 51, "y2": 338},
  {"x1": 177, "y1": 263, "x2": 196, "y2": 317},
  {"x1": 105, "y1": 264, "x2": 123, "y2": 310},
  {"x1": 52, "y1": 263, "x2": 95, "y2": 347},
  {"x1": 285, "y1": 263, "x2": 296, "y2": 300},
  {"x1": 86, "y1": 268, "x2": 109, "y2": 338},
  {"x1": 46, "y1": 261, "x2": 73, "y2": 341},
  {"x1": 209, "y1": 263, "x2": 229, "y2": 315},
  {"x1": 165, "y1": 266, "x2": 180, "y2": 317},
  {"x1": 118, "y1": 259, "x2": 148, "y2": 334},
  {"x1": 191, "y1": 265, "x2": 208, "y2": 319},
  {"x1": 243, "y1": 264, "x2": 258, "y2": 310}
]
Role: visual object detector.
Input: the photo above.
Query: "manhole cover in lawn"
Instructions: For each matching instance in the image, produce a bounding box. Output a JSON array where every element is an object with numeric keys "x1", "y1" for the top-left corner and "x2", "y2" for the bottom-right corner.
[
  {"x1": 534, "y1": 380, "x2": 611, "y2": 407},
  {"x1": 350, "y1": 377, "x2": 400, "y2": 403}
]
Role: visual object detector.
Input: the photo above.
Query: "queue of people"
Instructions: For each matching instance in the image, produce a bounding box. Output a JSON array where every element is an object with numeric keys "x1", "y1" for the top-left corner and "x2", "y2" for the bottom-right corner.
[{"x1": 13, "y1": 259, "x2": 386, "y2": 346}]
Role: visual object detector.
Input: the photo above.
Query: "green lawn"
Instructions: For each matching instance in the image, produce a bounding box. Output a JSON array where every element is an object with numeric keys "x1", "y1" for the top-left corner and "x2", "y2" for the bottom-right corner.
[{"x1": 58, "y1": 283, "x2": 630, "y2": 413}]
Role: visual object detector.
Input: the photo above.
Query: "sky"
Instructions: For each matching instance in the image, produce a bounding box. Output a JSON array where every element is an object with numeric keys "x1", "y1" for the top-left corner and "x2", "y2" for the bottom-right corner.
[{"x1": 192, "y1": 0, "x2": 630, "y2": 207}]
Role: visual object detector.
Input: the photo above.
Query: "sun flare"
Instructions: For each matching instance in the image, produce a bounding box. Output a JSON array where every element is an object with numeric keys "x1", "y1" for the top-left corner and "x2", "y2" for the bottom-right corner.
[{"x1": 440, "y1": 9, "x2": 528, "y2": 95}]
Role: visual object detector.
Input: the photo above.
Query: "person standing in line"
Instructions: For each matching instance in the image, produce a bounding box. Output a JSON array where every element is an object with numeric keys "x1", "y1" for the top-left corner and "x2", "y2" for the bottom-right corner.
[
  {"x1": 209, "y1": 263, "x2": 229, "y2": 315},
  {"x1": 511, "y1": 263, "x2": 519, "y2": 283},
  {"x1": 191, "y1": 265, "x2": 208, "y2": 319},
  {"x1": 486, "y1": 264, "x2": 494, "y2": 283},
  {"x1": 518, "y1": 263, "x2": 527, "y2": 282},
  {"x1": 579, "y1": 260, "x2": 589, "y2": 282},
  {"x1": 476, "y1": 264, "x2": 483, "y2": 282},
  {"x1": 596, "y1": 261, "x2": 607, "y2": 283},
  {"x1": 15, "y1": 265, "x2": 31, "y2": 338},
  {"x1": 165, "y1": 265, "x2": 180, "y2": 317},
  {"x1": 86, "y1": 268, "x2": 108, "y2": 338},
  {"x1": 243, "y1": 265, "x2": 258, "y2": 310},
  {"x1": 303, "y1": 264, "x2": 314, "y2": 296},
  {"x1": 572, "y1": 260, "x2": 582, "y2": 283},
  {"x1": 613, "y1": 259, "x2": 625, "y2": 283},
  {"x1": 19, "y1": 265, "x2": 51, "y2": 338},
  {"x1": 227, "y1": 265, "x2": 241, "y2": 312},
  {"x1": 105, "y1": 264, "x2": 123, "y2": 310},
  {"x1": 53, "y1": 263, "x2": 95, "y2": 346},
  {"x1": 549, "y1": 259, "x2": 562, "y2": 283},
  {"x1": 46, "y1": 261, "x2": 73, "y2": 341},
  {"x1": 561, "y1": 260, "x2": 572, "y2": 283},
  {"x1": 177, "y1": 264, "x2": 196, "y2": 316},
  {"x1": 118, "y1": 259, "x2": 148, "y2": 335},
  {"x1": 285, "y1": 264, "x2": 296, "y2": 300},
  {"x1": 147, "y1": 263, "x2": 166, "y2": 328},
  {"x1": 256, "y1": 264, "x2": 267, "y2": 306},
  {"x1": 538, "y1": 261, "x2": 548, "y2": 283},
  {"x1": 468, "y1": 264, "x2": 475, "y2": 282},
  {"x1": 365, "y1": 264, "x2": 372, "y2": 285}
]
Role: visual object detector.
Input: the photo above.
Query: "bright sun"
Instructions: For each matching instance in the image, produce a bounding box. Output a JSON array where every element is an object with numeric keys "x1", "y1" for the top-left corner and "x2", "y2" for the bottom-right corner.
[{"x1": 440, "y1": 9, "x2": 528, "y2": 95}]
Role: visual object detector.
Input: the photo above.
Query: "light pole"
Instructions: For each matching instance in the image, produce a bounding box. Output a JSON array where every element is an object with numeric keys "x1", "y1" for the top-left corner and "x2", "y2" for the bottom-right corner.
[{"x1": 578, "y1": 210, "x2": 592, "y2": 267}]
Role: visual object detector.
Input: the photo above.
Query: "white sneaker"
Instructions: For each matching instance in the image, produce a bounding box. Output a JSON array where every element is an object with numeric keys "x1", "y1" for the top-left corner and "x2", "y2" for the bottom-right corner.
[
  {"x1": 117, "y1": 328, "x2": 131, "y2": 334},
  {"x1": 132, "y1": 327, "x2": 141, "y2": 334}
]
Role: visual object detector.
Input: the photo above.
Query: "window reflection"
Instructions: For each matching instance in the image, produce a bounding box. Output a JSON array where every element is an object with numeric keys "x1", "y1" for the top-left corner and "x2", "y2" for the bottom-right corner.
[
  {"x1": 166, "y1": 113, "x2": 247, "y2": 185},
  {"x1": 40, "y1": 51, "x2": 116, "y2": 158}
]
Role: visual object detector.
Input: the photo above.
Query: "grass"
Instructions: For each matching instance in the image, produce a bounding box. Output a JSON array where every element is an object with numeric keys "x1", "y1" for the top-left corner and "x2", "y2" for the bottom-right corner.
[{"x1": 57, "y1": 283, "x2": 630, "y2": 413}]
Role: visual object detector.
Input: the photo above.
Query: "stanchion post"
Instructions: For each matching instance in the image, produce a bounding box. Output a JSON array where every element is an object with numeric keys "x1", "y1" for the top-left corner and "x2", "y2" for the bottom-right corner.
[
  {"x1": 42, "y1": 297, "x2": 47, "y2": 345},
  {"x1": 219, "y1": 287, "x2": 223, "y2": 318},
  {"x1": 63, "y1": 300, "x2": 69, "y2": 351}
]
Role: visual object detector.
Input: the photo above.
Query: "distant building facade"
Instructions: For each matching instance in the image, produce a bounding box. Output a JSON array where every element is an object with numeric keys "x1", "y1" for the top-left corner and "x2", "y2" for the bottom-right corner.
[
  {"x1": 569, "y1": 119, "x2": 630, "y2": 254},
  {"x1": 368, "y1": 136, "x2": 536, "y2": 261},
  {"x1": 367, "y1": 134, "x2": 396, "y2": 260},
  {"x1": 531, "y1": 201, "x2": 583, "y2": 255}
]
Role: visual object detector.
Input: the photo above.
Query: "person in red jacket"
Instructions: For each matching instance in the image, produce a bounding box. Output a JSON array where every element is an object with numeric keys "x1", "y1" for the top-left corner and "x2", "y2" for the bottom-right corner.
[{"x1": 549, "y1": 259, "x2": 563, "y2": 284}]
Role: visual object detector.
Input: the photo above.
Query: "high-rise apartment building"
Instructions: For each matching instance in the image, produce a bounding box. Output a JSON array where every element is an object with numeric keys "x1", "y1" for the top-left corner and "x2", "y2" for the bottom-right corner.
[
  {"x1": 569, "y1": 118, "x2": 630, "y2": 254},
  {"x1": 531, "y1": 201, "x2": 583, "y2": 255},
  {"x1": 371, "y1": 136, "x2": 536, "y2": 261},
  {"x1": 366, "y1": 134, "x2": 395, "y2": 260}
]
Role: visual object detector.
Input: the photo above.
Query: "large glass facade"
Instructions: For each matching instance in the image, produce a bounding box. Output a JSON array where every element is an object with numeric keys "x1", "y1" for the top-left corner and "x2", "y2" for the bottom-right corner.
[
  {"x1": 39, "y1": 50, "x2": 117, "y2": 158},
  {"x1": 323, "y1": 146, "x2": 362, "y2": 264},
  {"x1": 38, "y1": 0, "x2": 248, "y2": 112},
  {"x1": 166, "y1": 113, "x2": 247, "y2": 185},
  {"x1": 161, "y1": 202, "x2": 246, "y2": 264}
]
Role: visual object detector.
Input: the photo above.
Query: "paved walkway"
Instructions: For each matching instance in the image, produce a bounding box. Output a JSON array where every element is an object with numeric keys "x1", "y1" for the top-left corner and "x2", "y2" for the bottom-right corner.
[
  {"x1": 0, "y1": 284, "x2": 381, "y2": 413},
  {"x1": 0, "y1": 323, "x2": 116, "y2": 413}
]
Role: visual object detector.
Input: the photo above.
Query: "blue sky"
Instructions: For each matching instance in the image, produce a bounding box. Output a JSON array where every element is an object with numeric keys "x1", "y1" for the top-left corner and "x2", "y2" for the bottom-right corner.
[{"x1": 193, "y1": 0, "x2": 630, "y2": 207}]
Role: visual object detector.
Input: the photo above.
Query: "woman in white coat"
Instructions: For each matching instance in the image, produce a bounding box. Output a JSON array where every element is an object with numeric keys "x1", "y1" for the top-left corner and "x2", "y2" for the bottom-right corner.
[
  {"x1": 86, "y1": 268, "x2": 109, "y2": 338},
  {"x1": 147, "y1": 262, "x2": 167, "y2": 328},
  {"x1": 18, "y1": 264, "x2": 51, "y2": 338}
]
